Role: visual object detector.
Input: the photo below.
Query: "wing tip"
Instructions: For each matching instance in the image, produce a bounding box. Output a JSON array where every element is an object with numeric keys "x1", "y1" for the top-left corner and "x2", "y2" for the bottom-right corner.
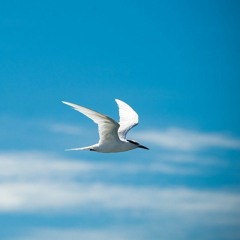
[
  {"x1": 62, "y1": 101, "x2": 69, "y2": 106},
  {"x1": 115, "y1": 98, "x2": 124, "y2": 105},
  {"x1": 62, "y1": 101, "x2": 75, "y2": 108}
]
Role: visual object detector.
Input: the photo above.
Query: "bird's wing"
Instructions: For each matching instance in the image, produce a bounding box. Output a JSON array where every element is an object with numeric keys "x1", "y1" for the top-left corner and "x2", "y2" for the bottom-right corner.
[
  {"x1": 62, "y1": 101, "x2": 120, "y2": 144},
  {"x1": 115, "y1": 99, "x2": 139, "y2": 140}
]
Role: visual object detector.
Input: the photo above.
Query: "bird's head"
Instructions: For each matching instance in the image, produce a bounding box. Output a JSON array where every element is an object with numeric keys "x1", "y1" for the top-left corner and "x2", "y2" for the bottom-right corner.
[{"x1": 127, "y1": 140, "x2": 149, "y2": 150}]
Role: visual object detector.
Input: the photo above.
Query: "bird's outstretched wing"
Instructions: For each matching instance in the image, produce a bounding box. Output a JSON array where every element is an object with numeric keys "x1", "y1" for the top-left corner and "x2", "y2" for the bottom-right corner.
[
  {"x1": 62, "y1": 101, "x2": 120, "y2": 144},
  {"x1": 115, "y1": 99, "x2": 139, "y2": 140}
]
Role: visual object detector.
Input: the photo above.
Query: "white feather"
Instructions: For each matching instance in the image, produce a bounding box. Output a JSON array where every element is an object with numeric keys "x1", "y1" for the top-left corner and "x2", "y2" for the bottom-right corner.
[
  {"x1": 115, "y1": 99, "x2": 139, "y2": 140},
  {"x1": 62, "y1": 99, "x2": 148, "y2": 153}
]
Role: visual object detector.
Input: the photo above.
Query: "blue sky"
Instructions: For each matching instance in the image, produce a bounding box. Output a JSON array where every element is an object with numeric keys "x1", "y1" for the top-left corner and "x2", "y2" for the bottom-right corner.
[{"x1": 0, "y1": 0, "x2": 240, "y2": 239}]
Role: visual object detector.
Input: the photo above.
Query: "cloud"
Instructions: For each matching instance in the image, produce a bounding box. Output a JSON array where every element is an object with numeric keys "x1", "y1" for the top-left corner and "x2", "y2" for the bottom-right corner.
[
  {"x1": 1, "y1": 181, "x2": 240, "y2": 214},
  {"x1": 1, "y1": 151, "x2": 240, "y2": 240},
  {"x1": 0, "y1": 151, "x2": 198, "y2": 182},
  {"x1": 158, "y1": 152, "x2": 226, "y2": 166},
  {"x1": 11, "y1": 221, "x2": 240, "y2": 240},
  {"x1": 0, "y1": 151, "x2": 239, "y2": 214},
  {"x1": 0, "y1": 151, "x2": 95, "y2": 180},
  {"x1": 135, "y1": 128, "x2": 240, "y2": 151},
  {"x1": 15, "y1": 228, "x2": 140, "y2": 240},
  {"x1": 48, "y1": 123, "x2": 83, "y2": 135}
]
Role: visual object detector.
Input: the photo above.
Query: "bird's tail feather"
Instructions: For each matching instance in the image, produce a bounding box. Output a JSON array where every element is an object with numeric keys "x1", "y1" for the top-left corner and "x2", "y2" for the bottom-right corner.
[{"x1": 65, "y1": 146, "x2": 93, "y2": 151}]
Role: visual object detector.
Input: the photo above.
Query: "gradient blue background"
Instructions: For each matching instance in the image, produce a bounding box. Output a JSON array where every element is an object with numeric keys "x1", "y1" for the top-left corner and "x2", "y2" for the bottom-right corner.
[{"x1": 0, "y1": 1, "x2": 240, "y2": 239}]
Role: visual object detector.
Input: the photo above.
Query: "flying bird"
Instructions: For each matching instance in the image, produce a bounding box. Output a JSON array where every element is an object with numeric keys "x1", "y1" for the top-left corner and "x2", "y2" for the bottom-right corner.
[{"x1": 62, "y1": 99, "x2": 149, "y2": 153}]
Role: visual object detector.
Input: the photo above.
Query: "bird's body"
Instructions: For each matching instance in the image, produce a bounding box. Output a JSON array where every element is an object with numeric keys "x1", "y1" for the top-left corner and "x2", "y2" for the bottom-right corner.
[
  {"x1": 62, "y1": 99, "x2": 149, "y2": 153},
  {"x1": 79, "y1": 140, "x2": 139, "y2": 153}
]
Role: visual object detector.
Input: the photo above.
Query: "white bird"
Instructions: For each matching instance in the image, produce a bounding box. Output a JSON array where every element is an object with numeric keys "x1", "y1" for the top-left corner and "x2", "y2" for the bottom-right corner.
[{"x1": 62, "y1": 99, "x2": 149, "y2": 153}]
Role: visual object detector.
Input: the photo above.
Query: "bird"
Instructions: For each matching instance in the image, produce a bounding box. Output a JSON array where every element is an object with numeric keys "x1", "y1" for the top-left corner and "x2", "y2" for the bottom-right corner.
[{"x1": 62, "y1": 99, "x2": 149, "y2": 153}]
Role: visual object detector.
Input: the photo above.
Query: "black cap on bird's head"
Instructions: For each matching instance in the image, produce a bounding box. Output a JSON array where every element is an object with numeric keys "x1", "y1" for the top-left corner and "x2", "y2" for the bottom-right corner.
[{"x1": 127, "y1": 140, "x2": 149, "y2": 150}]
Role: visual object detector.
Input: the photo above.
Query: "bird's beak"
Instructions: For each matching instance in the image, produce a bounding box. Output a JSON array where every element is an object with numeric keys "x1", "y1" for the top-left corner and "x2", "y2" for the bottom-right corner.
[{"x1": 138, "y1": 145, "x2": 149, "y2": 150}]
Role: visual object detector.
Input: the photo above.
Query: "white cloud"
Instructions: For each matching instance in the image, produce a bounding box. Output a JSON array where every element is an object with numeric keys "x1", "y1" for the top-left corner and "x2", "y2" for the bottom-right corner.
[
  {"x1": 1, "y1": 151, "x2": 240, "y2": 240},
  {"x1": 135, "y1": 127, "x2": 240, "y2": 151},
  {"x1": 0, "y1": 151, "x2": 198, "y2": 182},
  {"x1": 0, "y1": 151, "x2": 239, "y2": 214},
  {"x1": 1, "y1": 181, "x2": 239, "y2": 213},
  {"x1": 158, "y1": 153, "x2": 226, "y2": 166},
  {"x1": 48, "y1": 123, "x2": 83, "y2": 135},
  {"x1": 11, "y1": 220, "x2": 240, "y2": 240},
  {"x1": 15, "y1": 228, "x2": 138, "y2": 240}
]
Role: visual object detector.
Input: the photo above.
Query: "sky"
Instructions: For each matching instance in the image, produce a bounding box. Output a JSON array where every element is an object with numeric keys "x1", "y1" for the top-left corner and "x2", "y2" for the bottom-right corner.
[{"x1": 0, "y1": 0, "x2": 240, "y2": 239}]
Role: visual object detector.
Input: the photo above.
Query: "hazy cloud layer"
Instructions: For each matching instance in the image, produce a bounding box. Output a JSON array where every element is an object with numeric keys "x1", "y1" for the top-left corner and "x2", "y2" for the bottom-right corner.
[
  {"x1": 1, "y1": 151, "x2": 240, "y2": 240},
  {"x1": 136, "y1": 128, "x2": 240, "y2": 151},
  {"x1": 0, "y1": 151, "x2": 202, "y2": 181},
  {"x1": 0, "y1": 151, "x2": 239, "y2": 213},
  {"x1": 48, "y1": 123, "x2": 83, "y2": 135},
  {"x1": 14, "y1": 228, "x2": 143, "y2": 240},
  {"x1": 2, "y1": 181, "x2": 240, "y2": 213}
]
